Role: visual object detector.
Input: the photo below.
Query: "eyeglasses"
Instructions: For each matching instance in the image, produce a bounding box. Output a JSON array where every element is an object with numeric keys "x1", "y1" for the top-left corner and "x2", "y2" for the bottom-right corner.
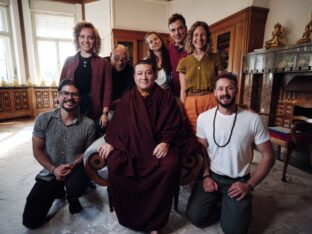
[
  {"x1": 113, "y1": 56, "x2": 127, "y2": 63},
  {"x1": 59, "y1": 91, "x2": 80, "y2": 99}
]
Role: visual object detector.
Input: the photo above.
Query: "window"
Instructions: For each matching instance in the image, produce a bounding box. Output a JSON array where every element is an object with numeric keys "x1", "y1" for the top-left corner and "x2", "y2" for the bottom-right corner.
[
  {"x1": 0, "y1": 4, "x2": 15, "y2": 85},
  {"x1": 33, "y1": 12, "x2": 75, "y2": 85}
]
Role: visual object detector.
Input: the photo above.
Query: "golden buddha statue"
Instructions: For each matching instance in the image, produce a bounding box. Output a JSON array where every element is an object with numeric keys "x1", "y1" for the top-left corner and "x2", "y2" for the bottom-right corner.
[
  {"x1": 297, "y1": 18, "x2": 312, "y2": 44},
  {"x1": 265, "y1": 23, "x2": 285, "y2": 49}
]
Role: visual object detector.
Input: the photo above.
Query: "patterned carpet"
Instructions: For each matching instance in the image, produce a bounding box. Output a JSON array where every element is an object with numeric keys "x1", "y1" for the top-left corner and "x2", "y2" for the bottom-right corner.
[{"x1": 0, "y1": 118, "x2": 311, "y2": 234}]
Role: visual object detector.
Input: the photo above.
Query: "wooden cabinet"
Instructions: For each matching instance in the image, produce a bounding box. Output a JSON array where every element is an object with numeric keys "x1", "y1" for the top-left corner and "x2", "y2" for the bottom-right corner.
[
  {"x1": 0, "y1": 87, "x2": 57, "y2": 120},
  {"x1": 112, "y1": 29, "x2": 169, "y2": 65},
  {"x1": 210, "y1": 6, "x2": 269, "y2": 103},
  {"x1": 0, "y1": 88, "x2": 32, "y2": 120},
  {"x1": 30, "y1": 87, "x2": 58, "y2": 117}
]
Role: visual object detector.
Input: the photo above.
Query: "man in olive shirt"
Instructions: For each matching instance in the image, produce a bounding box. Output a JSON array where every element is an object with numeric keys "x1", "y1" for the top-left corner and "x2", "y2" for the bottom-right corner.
[{"x1": 22, "y1": 79, "x2": 96, "y2": 229}]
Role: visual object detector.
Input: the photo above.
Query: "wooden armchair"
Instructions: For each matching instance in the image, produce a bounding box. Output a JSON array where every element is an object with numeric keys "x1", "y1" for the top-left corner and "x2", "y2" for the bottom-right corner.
[
  {"x1": 83, "y1": 137, "x2": 114, "y2": 211},
  {"x1": 269, "y1": 100, "x2": 312, "y2": 181},
  {"x1": 282, "y1": 119, "x2": 312, "y2": 181},
  {"x1": 83, "y1": 137, "x2": 203, "y2": 212}
]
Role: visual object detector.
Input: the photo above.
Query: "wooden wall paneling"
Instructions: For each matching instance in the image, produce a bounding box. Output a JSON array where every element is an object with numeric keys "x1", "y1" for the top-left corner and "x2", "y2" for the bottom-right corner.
[
  {"x1": 0, "y1": 87, "x2": 57, "y2": 120},
  {"x1": 0, "y1": 90, "x2": 12, "y2": 113},
  {"x1": 138, "y1": 40, "x2": 147, "y2": 60},
  {"x1": 233, "y1": 21, "x2": 247, "y2": 101},
  {"x1": 112, "y1": 29, "x2": 169, "y2": 65},
  {"x1": 0, "y1": 88, "x2": 32, "y2": 120},
  {"x1": 31, "y1": 87, "x2": 57, "y2": 116}
]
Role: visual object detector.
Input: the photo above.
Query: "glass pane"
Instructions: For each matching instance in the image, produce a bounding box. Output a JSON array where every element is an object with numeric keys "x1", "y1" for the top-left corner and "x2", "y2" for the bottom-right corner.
[
  {"x1": 0, "y1": 36, "x2": 13, "y2": 83},
  {"x1": 0, "y1": 6, "x2": 9, "y2": 32},
  {"x1": 37, "y1": 40, "x2": 58, "y2": 85},
  {"x1": 35, "y1": 13, "x2": 74, "y2": 39},
  {"x1": 217, "y1": 32, "x2": 230, "y2": 70},
  {"x1": 59, "y1": 41, "x2": 75, "y2": 69}
]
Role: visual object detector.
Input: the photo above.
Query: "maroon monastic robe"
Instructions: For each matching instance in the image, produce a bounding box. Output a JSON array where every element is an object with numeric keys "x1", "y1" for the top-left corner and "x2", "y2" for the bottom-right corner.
[{"x1": 105, "y1": 84, "x2": 188, "y2": 231}]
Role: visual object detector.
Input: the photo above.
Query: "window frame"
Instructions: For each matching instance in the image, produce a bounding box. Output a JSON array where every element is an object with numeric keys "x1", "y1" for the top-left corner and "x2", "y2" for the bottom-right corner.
[
  {"x1": 0, "y1": 3, "x2": 17, "y2": 85},
  {"x1": 31, "y1": 10, "x2": 75, "y2": 86}
]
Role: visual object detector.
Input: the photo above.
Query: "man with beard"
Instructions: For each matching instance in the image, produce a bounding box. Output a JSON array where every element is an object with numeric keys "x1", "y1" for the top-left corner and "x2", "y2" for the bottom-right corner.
[
  {"x1": 22, "y1": 79, "x2": 96, "y2": 229},
  {"x1": 186, "y1": 72, "x2": 275, "y2": 234}
]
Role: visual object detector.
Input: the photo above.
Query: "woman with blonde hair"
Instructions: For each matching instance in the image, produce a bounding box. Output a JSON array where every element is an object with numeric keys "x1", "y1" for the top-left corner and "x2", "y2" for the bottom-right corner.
[{"x1": 177, "y1": 21, "x2": 225, "y2": 131}]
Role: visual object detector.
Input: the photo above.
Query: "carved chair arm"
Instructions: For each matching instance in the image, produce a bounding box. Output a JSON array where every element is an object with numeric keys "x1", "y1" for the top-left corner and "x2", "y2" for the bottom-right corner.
[{"x1": 84, "y1": 137, "x2": 108, "y2": 186}]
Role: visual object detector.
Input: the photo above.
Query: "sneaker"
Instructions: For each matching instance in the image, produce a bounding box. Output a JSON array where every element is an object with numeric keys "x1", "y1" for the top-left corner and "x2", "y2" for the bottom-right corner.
[{"x1": 68, "y1": 197, "x2": 83, "y2": 214}]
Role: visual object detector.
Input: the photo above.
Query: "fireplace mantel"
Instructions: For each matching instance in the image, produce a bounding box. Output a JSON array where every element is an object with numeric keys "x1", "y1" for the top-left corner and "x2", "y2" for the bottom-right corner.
[
  {"x1": 243, "y1": 42, "x2": 312, "y2": 74},
  {"x1": 242, "y1": 42, "x2": 312, "y2": 127}
]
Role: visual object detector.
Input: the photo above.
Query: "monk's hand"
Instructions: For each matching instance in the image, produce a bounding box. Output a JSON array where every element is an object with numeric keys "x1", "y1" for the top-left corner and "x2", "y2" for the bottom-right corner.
[
  {"x1": 99, "y1": 114, "x2": 109, "y2": 128},
  {"x1": 228, "y1": 181, "x2": 252, "y2": 201},
  {"x1": 99, "y1": 143, "x2": 114, "y2": 159},
  {"x1": 202, "y1": 176, "x2": 218, "y2": 192},
  {"x1": 153, "y1": 143, "x2": 169, "y2": 159}
]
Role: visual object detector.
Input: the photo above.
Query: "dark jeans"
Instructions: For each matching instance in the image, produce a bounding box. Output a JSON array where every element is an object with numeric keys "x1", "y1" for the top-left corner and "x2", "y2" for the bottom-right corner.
[
  {"x1": 22, "y1": 163, "x2": 89, "y2": 229},
  {"x1": 186, "y1": 171, "x2": 252, "y2": 234}
]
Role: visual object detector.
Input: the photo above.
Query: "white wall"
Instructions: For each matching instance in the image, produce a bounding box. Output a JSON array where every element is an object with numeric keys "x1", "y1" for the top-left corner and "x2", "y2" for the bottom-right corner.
[
  {"x1": 169, "y1": 0, "x2": 253, "y2": 28},
  {"x1": 112, "y1": 0, "x2": 169, "y2": 32},
  {"x1": 85, "y1": 0, "x2": 112, "y2": 57},
  {"x1": 263, "y1": 0, "x2": 312, "y2": 45}
]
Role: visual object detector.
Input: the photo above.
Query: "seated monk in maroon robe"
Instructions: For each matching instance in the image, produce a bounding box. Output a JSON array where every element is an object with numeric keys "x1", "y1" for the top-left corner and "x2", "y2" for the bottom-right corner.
[{"x1": 99, "y1": 59, "x2": 199, "y2": 234}]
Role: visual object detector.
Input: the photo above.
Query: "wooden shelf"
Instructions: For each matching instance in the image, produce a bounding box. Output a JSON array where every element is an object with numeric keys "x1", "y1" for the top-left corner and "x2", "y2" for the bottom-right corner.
[{"x1": 210, "y1": 6, "x2": 269, "y2": 103}]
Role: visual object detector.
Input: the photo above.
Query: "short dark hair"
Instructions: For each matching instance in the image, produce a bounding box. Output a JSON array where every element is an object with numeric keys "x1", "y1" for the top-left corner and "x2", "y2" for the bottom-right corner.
[
  {"x1": 58, "y1": 79, "x2": 80, "y2": 93},
  {"x1": 168, "y1": 13, "x2": 186, "y2": 27},
  {"x1": 134, "y1": 59, "x2": 157, "y2": 75},
  {"x1": 214, "y1": 72, "x2": 238, "y2": 88}
]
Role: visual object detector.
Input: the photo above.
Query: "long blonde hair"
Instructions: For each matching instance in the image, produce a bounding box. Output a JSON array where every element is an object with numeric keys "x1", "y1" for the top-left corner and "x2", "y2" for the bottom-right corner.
[{"x1": 185, "y1": 21, "x2": 212, "y2": 54}]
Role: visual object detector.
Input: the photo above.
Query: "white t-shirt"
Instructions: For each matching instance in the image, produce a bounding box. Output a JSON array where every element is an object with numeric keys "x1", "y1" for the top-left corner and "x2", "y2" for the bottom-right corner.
[
  {"x1": 156, "y1": 68, "x2": 169, "y2": 89},
  {"x1": 196, "y1": 106, "x2": 270, "y2": 178}
]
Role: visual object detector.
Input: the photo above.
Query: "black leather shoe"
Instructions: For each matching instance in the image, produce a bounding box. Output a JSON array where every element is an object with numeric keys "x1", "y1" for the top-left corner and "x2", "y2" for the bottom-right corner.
[{"x1": 68, "y1": 197, "x2": 83, "y2": 214}]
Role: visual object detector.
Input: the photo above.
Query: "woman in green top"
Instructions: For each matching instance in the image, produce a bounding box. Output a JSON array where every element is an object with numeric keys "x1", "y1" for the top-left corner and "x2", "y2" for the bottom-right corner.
[{"x1": 177, "y1": 21, "x2": 224, "y2": 131}]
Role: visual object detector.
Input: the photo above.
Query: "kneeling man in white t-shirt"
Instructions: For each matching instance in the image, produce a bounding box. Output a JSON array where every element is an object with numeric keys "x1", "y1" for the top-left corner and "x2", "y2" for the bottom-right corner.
[{"x1": 186, "y1": 72, "x2": 275, "y2": 234}]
